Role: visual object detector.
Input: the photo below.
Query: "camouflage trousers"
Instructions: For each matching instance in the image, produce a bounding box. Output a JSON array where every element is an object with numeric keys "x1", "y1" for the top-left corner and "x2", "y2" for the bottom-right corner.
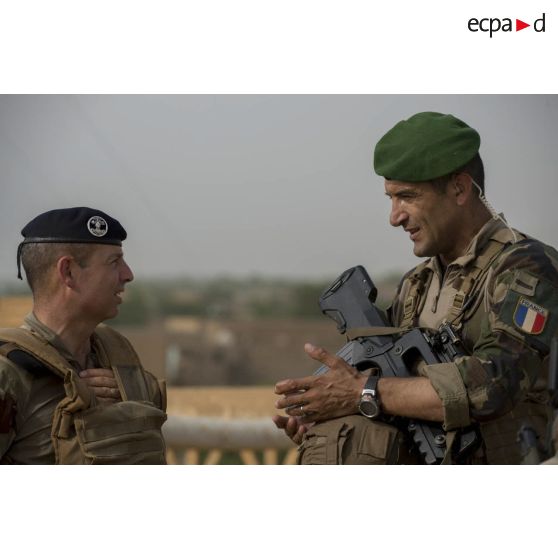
[{"x1": 296, "y1": 415, "x2": 421, "y2": 465}]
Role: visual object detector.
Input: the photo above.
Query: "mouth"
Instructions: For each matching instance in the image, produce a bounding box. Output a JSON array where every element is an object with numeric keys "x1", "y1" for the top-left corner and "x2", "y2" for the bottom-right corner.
[
  {"x1": 405, "y1": 227, "x2": 420, "y2": 241},
  {"x1": 114, "y1": 290, "x2": 124, "y2": 302}
]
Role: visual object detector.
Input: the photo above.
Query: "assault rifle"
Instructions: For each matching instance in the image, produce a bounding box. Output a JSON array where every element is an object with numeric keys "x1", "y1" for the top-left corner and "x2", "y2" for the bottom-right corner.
[
  {"x1": 517, "y1": 337, "x2": 558, "y2": 464},
  {"x1": 313, "y1": 265, "x2": 478, "y2": 465}
]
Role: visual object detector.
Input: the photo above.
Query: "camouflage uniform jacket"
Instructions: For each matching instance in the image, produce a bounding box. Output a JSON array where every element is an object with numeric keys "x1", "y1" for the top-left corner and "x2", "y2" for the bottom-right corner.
[
  {"x1": 388, "y1": 217, "x2": 558, "y2": 464},
  {"x1": 0, "y1": 313, "x2": 164, "y2": 464}
]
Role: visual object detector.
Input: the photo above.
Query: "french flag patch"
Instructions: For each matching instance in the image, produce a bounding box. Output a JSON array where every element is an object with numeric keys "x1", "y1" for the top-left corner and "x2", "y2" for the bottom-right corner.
[{"x1": 513, "y1": 297, "x2": 548, "y2": 335}]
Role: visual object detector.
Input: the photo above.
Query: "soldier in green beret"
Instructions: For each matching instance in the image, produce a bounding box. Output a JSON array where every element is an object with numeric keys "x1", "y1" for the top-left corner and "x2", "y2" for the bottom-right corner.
[
  {"x1": 0, "y1": 207, "x2": 168, "y2": 464},
  {"x1": 274, "y1": 112, "x2": 558, "y2": 464}
]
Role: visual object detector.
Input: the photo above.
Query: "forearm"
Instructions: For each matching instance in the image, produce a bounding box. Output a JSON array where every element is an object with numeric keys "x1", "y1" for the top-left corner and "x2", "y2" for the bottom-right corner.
[{"x1": 377, "y1": 376, "x2": 444, "y2": 422}]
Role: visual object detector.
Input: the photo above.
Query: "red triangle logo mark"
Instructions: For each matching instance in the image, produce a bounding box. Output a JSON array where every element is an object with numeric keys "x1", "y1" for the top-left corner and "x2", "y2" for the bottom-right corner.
[{"x1": 516, "y1": 19, "x2": 530, "y2": 31}]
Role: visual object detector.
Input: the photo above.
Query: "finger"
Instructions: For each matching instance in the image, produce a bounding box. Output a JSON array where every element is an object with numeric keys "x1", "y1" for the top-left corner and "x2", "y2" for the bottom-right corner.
[
  {"x1": 275, "y1": 394, "x2": 308, "y2": 411},
  {"x1": 284, "y1": 416, "x2": 300, "y2": 437},
  {"x1": 91, "y1": 386, "x2": 121, "y2": 399},
  {"x1": 304, "y1": 343, "x2": 341, "y2": 368},
  {"x1": 79, "y1": 368, "x2": 115, "y2": 379},
  {"x1": 299, "y1": 412, "x2": 317, "y2": 424},
  {"x1": 272, "y1": 415, "x2": 288, "y2": 430},
  {"x1": 81, "y1": 377, "x2": 119, "y2": 388},
  {"x1": 275, "y1": 383, "x2": 322, "y2": 411},
  {"x1": 286, "y1": 417, "x2": 306, "y2": 443},
  {"x1": 292, "y1": 424, "x2": 308, "y2": 445},
  {"x1": 275, "y1": 378, "x2": 313, "y2": 395},
  {"x1": 272, "y1": 415, "x2": 303, "y2": 444},
  {"x1": 282, "y1": 402, "x2": 316, "y2": 421}
]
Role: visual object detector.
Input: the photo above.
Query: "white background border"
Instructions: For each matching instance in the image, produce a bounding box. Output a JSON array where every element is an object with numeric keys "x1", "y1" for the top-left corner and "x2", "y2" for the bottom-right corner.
[
  {"x1": 0, "y1": 1, "x2": 556, "y2": 93},
  {"x1": 0, "y1": 1, "x2": 555, "y2": 555}
]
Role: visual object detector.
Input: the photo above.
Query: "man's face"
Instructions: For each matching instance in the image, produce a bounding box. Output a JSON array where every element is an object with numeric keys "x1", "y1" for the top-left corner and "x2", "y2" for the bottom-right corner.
[
  {"x1": 385, "y1": 179, "x2": 461, "y2": 261},
  {"x1": 73, "y1": 244, "x2": 134, "y2": 322}
]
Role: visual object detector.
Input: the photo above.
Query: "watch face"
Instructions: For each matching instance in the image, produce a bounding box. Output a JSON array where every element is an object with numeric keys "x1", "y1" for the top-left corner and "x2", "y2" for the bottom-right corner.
[{"x1": 359, "y1": 394, "x2": 380, "y2": 419}]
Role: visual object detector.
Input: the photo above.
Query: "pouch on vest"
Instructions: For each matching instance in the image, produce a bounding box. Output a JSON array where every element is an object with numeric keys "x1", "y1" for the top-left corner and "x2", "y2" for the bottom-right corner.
[
  {"x1": 52, "y1": 382, "x2": 167, "y2": 464},
  {"x1": 297, "y1": 415, "x2": 403, "y2": 465}
]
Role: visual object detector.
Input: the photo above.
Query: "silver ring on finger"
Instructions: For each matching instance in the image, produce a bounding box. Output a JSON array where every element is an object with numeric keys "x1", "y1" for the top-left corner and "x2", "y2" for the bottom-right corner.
[{"x1": 299, "y1": 404, "x2": 306, "y2": 418}]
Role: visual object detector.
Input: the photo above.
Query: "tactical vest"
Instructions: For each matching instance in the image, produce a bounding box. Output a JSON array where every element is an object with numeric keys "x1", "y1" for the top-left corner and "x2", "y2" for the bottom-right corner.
[
  {"x1": 398, "y1": 235, "x2": 511, "y2": 333},
  {"x1": 0, "y1": 325, "x2": 167, "y2": 465},
  {"x1": 395, "y1": 231, "x2": 551, "y2": 464}
]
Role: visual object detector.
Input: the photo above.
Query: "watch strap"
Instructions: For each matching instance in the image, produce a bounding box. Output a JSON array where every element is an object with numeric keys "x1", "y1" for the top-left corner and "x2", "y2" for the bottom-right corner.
[{"x1": 363, "y1": 373, "x2": 379, "y2": 395}]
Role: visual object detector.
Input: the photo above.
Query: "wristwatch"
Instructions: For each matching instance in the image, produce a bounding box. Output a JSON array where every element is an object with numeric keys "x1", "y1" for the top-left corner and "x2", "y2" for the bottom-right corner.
[{"x1": 358, "y1": 374, "x2": 381, "y2": 419}]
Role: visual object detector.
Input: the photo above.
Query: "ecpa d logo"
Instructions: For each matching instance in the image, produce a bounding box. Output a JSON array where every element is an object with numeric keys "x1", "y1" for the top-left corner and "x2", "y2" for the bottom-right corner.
[{"x1": 468, "y1": 13, "x2": 546, "y2": 37}]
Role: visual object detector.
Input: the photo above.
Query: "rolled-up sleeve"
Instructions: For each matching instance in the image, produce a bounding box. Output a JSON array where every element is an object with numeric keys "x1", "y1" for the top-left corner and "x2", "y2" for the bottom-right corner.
[{"x1": 423, "y1": 361, "x2": 470, "y2": 430}]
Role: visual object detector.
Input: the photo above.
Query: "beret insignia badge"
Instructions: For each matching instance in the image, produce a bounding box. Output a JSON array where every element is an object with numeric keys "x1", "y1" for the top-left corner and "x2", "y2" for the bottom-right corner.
[
  {"x1": 513, "y1": 297, "x2": 548, "y2": 335},
  {"x1": 87, "y1": 216, "x2": 108, "y2": 238}
]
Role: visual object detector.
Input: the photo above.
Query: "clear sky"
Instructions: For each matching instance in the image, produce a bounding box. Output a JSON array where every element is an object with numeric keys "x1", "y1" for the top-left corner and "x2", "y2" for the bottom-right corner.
[{"x1": 1, "y1": 94, "x2": 557, "y2": 284}]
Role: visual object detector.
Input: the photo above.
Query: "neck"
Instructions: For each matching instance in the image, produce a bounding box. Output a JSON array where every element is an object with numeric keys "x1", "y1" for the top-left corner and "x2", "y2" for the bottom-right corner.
[
  {"x1": 33, "y1": 297, "x2": 97, "y2": 366},
  {"x1": 439, "y1": 206, "x2": 492, "y2": 267}
]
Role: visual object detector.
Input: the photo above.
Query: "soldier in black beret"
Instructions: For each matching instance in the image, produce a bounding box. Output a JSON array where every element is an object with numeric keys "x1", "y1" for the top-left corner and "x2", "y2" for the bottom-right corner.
[
  {"x1": 0, "y1": 207, "x2": 168, "y2": 464},
  {"x1": 274, "y1": 112, "x2": 558, "y2": 465}
]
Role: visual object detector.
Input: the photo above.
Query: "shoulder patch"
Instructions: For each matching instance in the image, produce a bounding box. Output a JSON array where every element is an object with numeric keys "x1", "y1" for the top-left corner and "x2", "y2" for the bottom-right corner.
[
  {"x1": 513, "y1": 297, "x2": 548, "y2": 335},
  {"x1": 495, "y1": 272, "x2": 558, "y2": 350}
]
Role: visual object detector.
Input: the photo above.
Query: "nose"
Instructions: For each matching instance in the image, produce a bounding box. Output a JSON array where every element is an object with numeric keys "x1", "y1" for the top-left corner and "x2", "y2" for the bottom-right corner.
[
  {"x1": 121, "y1": 260, "x2": 134, "y2": 283},
  {"x1": 389, "y1": 198, "x2": 408, "y2": 228}
]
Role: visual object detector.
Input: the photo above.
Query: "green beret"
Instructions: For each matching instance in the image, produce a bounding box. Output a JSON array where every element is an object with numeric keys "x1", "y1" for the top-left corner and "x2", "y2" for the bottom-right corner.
[{"x1": 373, "y1": 112, "x2": 481, "y2": 182}]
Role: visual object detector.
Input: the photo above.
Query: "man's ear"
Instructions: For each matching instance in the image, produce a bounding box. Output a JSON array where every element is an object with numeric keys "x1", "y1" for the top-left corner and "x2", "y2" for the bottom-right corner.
[
  {"x1": 452, "y1": 173, "x2": 474, "y2": 206},
  {"x1": 56, "y1": 256, "x2": 76, "y2": 288}
]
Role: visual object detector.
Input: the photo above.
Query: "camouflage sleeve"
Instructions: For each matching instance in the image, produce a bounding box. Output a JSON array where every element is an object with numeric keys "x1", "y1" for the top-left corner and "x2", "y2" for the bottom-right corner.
[{"x1": 425, "y1": 239, "x2": 558, "y2": 430}]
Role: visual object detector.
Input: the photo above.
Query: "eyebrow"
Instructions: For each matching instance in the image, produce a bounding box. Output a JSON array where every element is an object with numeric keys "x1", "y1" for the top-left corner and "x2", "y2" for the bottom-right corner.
[{"x1": 385, "y1": 187, "x2": 419, "y2": 197}]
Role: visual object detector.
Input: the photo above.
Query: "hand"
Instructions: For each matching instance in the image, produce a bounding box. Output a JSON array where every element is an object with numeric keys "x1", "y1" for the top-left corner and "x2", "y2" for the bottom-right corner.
[
  {"x1": 274, "y1": 343, "x2": 366, "y2": 423},
  {"x1": 79, "y1": 368, "x2": 122, "y2": 405},
  {"x1": 272, "y1": 415, "x2": 309, "y2": 445}
]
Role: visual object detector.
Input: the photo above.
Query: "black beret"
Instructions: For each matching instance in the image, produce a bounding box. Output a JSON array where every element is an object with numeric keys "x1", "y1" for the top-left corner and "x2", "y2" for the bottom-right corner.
[
  {"x1": 21, "y1": 207, "x2": 127, "y2": 245},
  {"x1": 17, "y1": 207, "x2": 127, "y2": 278},
  {"x1": 373, "y1": 112, "x2": 481, "y2": 182}
]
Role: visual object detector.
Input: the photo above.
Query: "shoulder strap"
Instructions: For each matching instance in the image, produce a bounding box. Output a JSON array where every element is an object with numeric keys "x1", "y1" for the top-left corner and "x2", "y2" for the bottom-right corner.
[
  {"x1": 93, "y1": 325, "x2": 150, "y2": 402},
  {"x1": 399, "y1": 262, "x2": 433, "y2": 329},
  {"x1": 449, "y1": 235, "x2": 519, "y2": 327},
  {"x1": 0, "y1": 327, "x2": 73, "y2": 379}
]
